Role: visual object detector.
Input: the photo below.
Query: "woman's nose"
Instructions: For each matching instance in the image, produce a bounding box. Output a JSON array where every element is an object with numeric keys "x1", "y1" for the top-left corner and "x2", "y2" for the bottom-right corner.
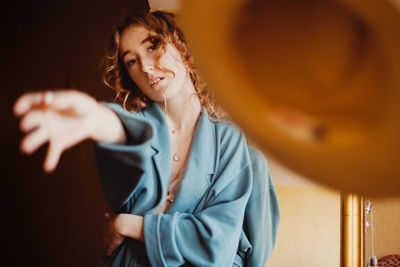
[{"x1": 141, "y1": 59, "x2": 154, "y2": 73}]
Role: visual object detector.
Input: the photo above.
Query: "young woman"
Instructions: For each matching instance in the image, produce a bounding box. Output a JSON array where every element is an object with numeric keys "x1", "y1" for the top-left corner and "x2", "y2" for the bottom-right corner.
[{"x1": 14, "y1": 11, "x2": 279, "y2": 267}]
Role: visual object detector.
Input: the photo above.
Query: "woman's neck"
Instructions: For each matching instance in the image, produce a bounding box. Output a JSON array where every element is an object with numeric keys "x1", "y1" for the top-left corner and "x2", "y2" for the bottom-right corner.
[{"x1": 158, "y1": 80, "x2": 202, "y2": 132}]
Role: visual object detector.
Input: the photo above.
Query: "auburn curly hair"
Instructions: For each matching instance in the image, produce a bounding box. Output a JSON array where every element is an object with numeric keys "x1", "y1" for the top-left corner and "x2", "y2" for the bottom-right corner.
[{"x1": 102, "y1": 11, "x2": 224, "y2": 119}]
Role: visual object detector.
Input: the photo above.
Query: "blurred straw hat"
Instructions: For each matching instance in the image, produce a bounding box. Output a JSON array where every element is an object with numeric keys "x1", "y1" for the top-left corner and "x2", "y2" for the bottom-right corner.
[{"x1": 181, "y1": 0, "x2": 400, "y2": 196}]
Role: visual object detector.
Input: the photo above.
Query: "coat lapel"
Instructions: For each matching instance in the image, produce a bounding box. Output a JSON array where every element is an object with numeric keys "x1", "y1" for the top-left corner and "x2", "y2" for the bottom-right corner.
[
  {"x1": 142, "y1": 103, "x2": 172, "y2": 207},
  {"x1": 142, "y1": 103, "x2": 216, "y2": 213},
  {"x1": 168, "y1": 108, "x2": 216, "y2": 213}
]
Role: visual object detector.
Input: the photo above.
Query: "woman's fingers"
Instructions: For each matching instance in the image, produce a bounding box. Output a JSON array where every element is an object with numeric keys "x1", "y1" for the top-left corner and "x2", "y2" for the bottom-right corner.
[
  {"x1": 105, "y1": 239, "x2": 118, "y2": 256},
  {"x1": 20, "y1": 110, "x2": 44, "y2": 133},
  {"x1": 43, "y1": 140, "x2": 64, "y2": 173},
  {"x1": 105, "y1": 240, "x2": 113, "y2": 256},
  {"x1": 43, "y1": 90, "x2": 95, "y2": 115},
  {"x1": 104, "y1": 228, "x2": 112, "y2": 255},
  {"x1": 21, "y1": 127, "x2": 49, "y2": 154},
  {"x1": 14, "y1": 90, "x2": 93, "y2": 117},
  {"x1": 13, "y1": 92, "x2": 46, "y2": 116},
  {"x1": 103, "y1": 213, "x2": 118, "y2": 256},
  {"x1": 14, "y1": 89, "x2": 100, "y2": 174}
]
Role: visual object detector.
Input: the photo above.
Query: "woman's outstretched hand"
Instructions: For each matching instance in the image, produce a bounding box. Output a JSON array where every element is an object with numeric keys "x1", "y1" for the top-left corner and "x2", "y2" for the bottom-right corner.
[{"x1": 13, "y1": 90, "x2": 126, "y2": 173}]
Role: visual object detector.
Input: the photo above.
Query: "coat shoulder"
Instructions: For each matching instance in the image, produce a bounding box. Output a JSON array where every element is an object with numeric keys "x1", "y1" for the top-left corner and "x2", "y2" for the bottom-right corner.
[
  {"x1": 213, "y1": 120, "x2": 247, "y2": 157},
  {"x1": 210, "y1": 120, "x2": 251, "y2": 188}
]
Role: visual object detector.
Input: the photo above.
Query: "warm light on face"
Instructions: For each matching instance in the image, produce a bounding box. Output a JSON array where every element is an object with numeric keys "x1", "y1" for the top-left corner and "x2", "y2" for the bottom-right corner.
[{"x1": 119, "y1": 25, "x2": 188, "y2": 103}]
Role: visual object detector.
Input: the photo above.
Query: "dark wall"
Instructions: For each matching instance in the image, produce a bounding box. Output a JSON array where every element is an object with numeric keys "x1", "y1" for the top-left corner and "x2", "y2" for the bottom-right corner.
[{"x1": 1, "y1": 1, "x2": 148, "y2": 266}]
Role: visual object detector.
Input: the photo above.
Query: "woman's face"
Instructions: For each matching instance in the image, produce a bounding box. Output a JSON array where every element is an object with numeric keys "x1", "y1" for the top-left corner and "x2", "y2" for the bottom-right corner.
[{"x1": 119, "y1": 25, "x2": 189, "y2": 103}]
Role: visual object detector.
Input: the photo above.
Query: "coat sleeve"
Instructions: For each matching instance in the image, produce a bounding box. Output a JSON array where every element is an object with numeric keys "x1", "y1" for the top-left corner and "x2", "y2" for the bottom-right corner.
[
  {"x1": 94, "y1": 103, "x2": 154, "y2": 213},
  {"x1": 143, "y1": 130, "x2": 253, "y2": 267},
  {"x1": 144, "y1": 166, "x2": 252, "y2": 267},
  {"x1": 240, "y1": 147, "x2": 280, "y2": 267}
]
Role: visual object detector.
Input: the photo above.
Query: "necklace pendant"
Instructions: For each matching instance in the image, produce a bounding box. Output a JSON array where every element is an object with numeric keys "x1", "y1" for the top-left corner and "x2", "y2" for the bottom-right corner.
[{"x1": 173, "y1": 153, "x2": 180, "y2": 161}]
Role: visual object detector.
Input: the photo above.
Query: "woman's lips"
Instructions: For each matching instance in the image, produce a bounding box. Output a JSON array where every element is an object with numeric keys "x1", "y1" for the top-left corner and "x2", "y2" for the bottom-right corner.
[{"x1": 150, "y1": 77, "x2": 165, "y2": 88}]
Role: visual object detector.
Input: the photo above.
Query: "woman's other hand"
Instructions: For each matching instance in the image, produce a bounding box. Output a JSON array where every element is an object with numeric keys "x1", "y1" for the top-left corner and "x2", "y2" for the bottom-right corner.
[
  {"x1": 103, "y1": 213, "x2": 145, "y2": 255},
  {"x1": 13, "y1": 90, "x2": 126, "y2": 173},
  {"x1": 103, "y1": 213, "x2": 127, "y2": 256}
]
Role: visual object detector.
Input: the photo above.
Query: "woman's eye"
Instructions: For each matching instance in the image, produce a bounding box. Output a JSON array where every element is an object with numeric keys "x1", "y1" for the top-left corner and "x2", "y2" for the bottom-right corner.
[
  {"x1": 126, "y1": 59, "x2": 137, "y2": 67},
  {"x1": 148, "y1": 43, "x2": 157, "y2": 52}
]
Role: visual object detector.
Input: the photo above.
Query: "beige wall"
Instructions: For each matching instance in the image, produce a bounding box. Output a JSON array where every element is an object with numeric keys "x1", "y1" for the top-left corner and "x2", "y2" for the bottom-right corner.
[
  {"x1": 364, "y1": 196, "x2": 400, "y2": 261},
  {"x1": 267, "y1": 187, "x2": 341, "y2": 267},
  {"x1": 149, "y1": 0, "x2": 180, "y2": 10}
]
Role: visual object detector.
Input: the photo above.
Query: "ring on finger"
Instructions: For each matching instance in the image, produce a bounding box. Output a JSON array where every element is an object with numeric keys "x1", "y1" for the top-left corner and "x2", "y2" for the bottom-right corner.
[{"x1": 43, "y1": 91, "x2": 54, "y2": 105}]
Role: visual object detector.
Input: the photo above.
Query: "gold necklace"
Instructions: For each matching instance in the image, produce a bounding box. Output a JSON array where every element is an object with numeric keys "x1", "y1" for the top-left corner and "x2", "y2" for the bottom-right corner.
[
  {"x1": 169, "y1": 110, "x2": 201, "y2": 161},
  {"x1": 171, "y1": 129, "x2": 181, "y2": 134},
  {"x1": 171, "y1": 129, "x2": 191, "y2": 161}
]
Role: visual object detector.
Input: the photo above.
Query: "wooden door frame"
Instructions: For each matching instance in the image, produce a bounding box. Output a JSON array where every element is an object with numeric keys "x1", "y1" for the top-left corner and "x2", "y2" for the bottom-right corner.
[{"x1": 341, "y1": 193, "x2": 364, "y2": 267}]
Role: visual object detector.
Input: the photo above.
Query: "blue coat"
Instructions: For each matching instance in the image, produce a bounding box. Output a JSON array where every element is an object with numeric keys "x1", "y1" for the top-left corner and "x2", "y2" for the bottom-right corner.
[{"x1": 95, "y1": 103, "x2": 279, "y2": 267}]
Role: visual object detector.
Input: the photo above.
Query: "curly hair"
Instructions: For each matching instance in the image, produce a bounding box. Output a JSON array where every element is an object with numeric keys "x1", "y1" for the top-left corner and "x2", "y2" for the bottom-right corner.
[{"x1": 102, "y1": 11, "x2": 224, "y2": 119}]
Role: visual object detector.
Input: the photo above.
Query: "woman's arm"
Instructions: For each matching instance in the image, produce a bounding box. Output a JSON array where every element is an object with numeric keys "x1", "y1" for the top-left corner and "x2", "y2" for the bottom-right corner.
[
  {"x1": 241, "y1": 147, "x2": 280, "y2": 267},
  {"x1": 103, "y1": 166, "x2": 252, "y2": 265},
  {"x1": 13, "y1": 90, "x2": 127, "y2": 172}
]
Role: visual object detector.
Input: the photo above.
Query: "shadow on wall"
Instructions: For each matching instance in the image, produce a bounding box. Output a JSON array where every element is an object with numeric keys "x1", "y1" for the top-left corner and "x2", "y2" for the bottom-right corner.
[{"x1": 1, "y1": 1, "x2": 148, "y2": 266}]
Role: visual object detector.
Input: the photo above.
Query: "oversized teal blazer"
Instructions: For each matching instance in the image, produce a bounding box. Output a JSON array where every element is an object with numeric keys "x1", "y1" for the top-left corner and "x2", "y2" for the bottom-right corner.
[{"x1": 95, "y1": 102, "x2": 279, "y2": 267}]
